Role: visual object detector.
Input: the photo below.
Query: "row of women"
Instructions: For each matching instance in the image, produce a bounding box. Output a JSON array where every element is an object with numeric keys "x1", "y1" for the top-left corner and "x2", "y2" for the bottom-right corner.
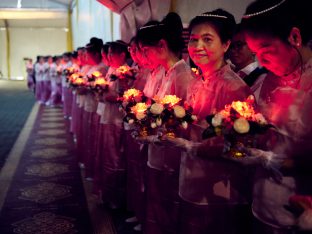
[
  {"x1": 27, "y1": 52, "x2": 78, "y2": 107},
  {"x1": 63, "y1": 0, "x2": 312, "y2": 233}
]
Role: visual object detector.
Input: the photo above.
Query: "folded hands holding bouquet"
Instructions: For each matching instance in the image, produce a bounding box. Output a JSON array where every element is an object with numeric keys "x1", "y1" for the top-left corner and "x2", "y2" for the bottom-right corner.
[{"x1": 121, "y1": 93, "x2": 197, "y2": 144}]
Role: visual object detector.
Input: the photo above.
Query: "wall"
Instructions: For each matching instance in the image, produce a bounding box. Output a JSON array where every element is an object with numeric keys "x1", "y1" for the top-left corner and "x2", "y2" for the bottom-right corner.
[
  {"x1": 71, "y1": 0, "x2": 120, "y2": 49},
  {"x1": 0, "y1": 29, "x2": 7, "y2": 79},
  {"x1": 9, "y1": 27, "x2": 67, "y2": 79}
]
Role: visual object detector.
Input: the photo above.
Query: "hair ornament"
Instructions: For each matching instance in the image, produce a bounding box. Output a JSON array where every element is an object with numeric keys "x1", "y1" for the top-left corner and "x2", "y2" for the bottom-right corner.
[
  {"x1": 199, "y1": 13, "x2": 227, "y2": 19},
  {"x1": 242, "y1": 0, "x2": 286, "y2": 19},
  {"x1": 139, "y1": 23, "x2": 165, "y2": 30}
]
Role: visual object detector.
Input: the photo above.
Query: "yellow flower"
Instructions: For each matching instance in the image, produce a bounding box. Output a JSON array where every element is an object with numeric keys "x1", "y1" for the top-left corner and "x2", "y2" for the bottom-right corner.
[
  {"x1": 173, "y1": 105, "x2": 186, "y2": 118},
  {"x1": 136, "y1": 112, "x2": 146, "y2": 120},
  {"x1": 123, "y1": 88, "x2": 141, "y2": 100},
  {"x1": 233, "y1": 117, "x2": 250, "y2": 134},
  {"x1": 150, "y1": 103, "x2": 164, "y2": 115},
  {"x1": 160, "y1": 95, "x2": 181, "y2": 106}
]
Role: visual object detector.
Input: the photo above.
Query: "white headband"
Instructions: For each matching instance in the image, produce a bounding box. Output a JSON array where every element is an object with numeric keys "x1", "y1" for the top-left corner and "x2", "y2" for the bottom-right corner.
[
  {"x1": 199, "y1": 13, "x2": 227, "y2": 19},
  {"x1": 243, "y1": 0, "x2": 286, "y2": 19},
  {"x1": 139, "y1": 23, "x2": 165, "y2": 30}
]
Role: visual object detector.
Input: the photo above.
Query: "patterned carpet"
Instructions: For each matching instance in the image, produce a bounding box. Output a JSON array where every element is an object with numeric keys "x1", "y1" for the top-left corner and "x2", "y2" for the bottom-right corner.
[{"x1": 0, "y1": 106, "x2": 93, "y2": 233}]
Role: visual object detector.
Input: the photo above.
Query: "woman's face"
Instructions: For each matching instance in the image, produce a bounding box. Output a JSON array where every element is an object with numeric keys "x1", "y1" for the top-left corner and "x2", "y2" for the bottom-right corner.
[
  {"x1": 140, "y1": 43, "x2": 162, "y2": 69},
  {"x1": 129, "y1": 42, "x2": 139, "y2": 64},
  {"x1": 108, "y1": 47, "x2": 125, "y2": 68},
  {"x1": 78, "y1": 49, "x2": 86, "y2": 66},
  {"x1": 245, "y1": 34, "x2": 299, "y2": 76},
  {"x1": 188, "y1": 23, "x2": 229, "y2": 71},
  {"x1": 101, "y1": 51, "x2": 109, "y2": 66},
  {"x1": 85, "y1": 51, "x2": 100, "y2": 65}
]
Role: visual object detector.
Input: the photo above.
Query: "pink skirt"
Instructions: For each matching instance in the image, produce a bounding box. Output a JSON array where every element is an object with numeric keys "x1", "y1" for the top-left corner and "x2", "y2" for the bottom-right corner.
[
  {"x1": 42, "y1": 80, "x2": 51, "y2": 103},
  {"x1": 62, "y1": 87, "x2": 73, "y2": 117},
  {"x1": 81, "y1": 111, "x2": 99, "y2": 178},
  {"x1": 70, "y1": 93, "x2": 78, "y2": 134},
  {"x1": 178, "y1": 200, "x2": 252, "y2": 234},
  {"x1": 93, "y1": 123, "x2": 105, "y2": 195},
  {"x1": 35, "y1": 81, "x2": 44, "y2": 102},
  {"x1": 124, "y1": 131, "x2": 148, "y2": 213},
  {"x1": 49, "y1": 81, "x2": 62, "y2": 106},
  {"x1": 145, "y1": 166, "x2": 180, "y2": 234},
  {"x1": 76, "y1": 108, "x2": 85, "y2": 164},
  {"x1": 99, "y1": 124, "x2": 126, "y2": 208}
]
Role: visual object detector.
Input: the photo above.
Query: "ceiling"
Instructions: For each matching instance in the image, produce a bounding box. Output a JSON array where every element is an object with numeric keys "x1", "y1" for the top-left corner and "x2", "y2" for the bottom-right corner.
[
  {"x1": 0, "y1": 0, "x2": 72, "y2": 9},
  {"x1": 0, "y1": 0, "x2": 72, "y2": 28}
]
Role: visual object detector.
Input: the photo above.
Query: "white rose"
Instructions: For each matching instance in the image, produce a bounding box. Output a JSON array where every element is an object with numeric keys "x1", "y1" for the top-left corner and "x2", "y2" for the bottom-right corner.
[
  {"x1": 191, "y1": 115, "x2": 197, "y2": 121},
  {"x1": 151, "y1": 122, "x2": 157, "y2": 128},
  {"x1": 156, "y1": 118, "x2": 162, "y2": 126},
  {"x1": 247, "y1": 95, "x2": 255, "y2": 103},
  {"x1": 298, "y1": 209, "x2": 312, "y2": 230},
  {"x1": 181, "y1": 121, "x2": 188, "y2": 129},
  {"x1": 254, "y1": 113, "x2": 267, "y2": 125},
  {"x1": 233, "y1": 117, "x2": 250, "y2": 134},
  {"x1": 150, "y1": 103, "x2": 164, "y2": 115},
  {"x1": 136, "y1": 112, "x2": 146, "y2": 120},
  {"x1": 173, "y1": 105, "x2": 186, "y2": 118},
  {"x1": 211, "y1": 113, "x2": 224, "y2": 127},
  {"x1": 128, "y1": 119, "x2": 134, "y2": 124}
]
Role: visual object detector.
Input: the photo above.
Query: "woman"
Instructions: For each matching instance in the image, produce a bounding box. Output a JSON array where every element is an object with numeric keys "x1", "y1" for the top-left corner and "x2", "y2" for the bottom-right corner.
[
  {"x1": 241, "y1": 0, "x2": 312, "y2": 233},
  {"x1": 164, "y1": 9, "x2": 252, "y2": 234},
  {"x1": 136, "y1": 12, "x2": 194, "y2": 234},
  {"x1": 123, "y1": 36, "x2": 150, "y2": 228},
  {"x1": 48, "y1": 56, "x2": 62, "y2": 107},
  {"x1": 97, "y1": 40, "x2": 130, "y2": 209},
  {"x1": 81, "y1": 38, "x2": 107, "y2": 179}
]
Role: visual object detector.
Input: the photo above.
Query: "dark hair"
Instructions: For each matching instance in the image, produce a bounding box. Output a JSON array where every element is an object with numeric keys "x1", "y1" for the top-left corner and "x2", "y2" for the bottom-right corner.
[
  {"x1": 71, "y1": 51, "x2": 78, "y2": 59},
  {"x1": 189, "y1": 9, "x2": 236, "y2": 44},
  {"x1": 101, "y1": 42, "x2": 111, "y2": 55},
  {"x1": 86, "y1": 37, "x2": 103, "y2": 55},
  {"x1": 136, "y1": 12, "x2": 184, "y2": 56},
  {"x1": 109, "y1": 40, "x2": 130, "y2": 59},
  {"x1": 241, "y1": 0, "x2": 312, "y2": 46},
  {"x1": 129, "y1": 36, "x2": 137, "y2": 46}
]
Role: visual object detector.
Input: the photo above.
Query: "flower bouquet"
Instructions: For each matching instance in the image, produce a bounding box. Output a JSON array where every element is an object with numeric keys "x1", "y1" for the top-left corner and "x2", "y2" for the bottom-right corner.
[
  {"x1": 124, "y1": 102, "x2": 152, "y2": 137},
  {"x1": 202, "y1": 95, "x2": 273, "y2": 158},
  {"x1": 63, "y1": 67, "x2": 78, "y2": 82},
  {"x1": 87, "y1": 71, "x2": 110, "y2": 94},
  {"x1": 110, "y1": 65, "x2": 137, "y2": 82},
  {"x1": 118, "y1": 88, "x2": 147, "y2": 112},
  {"x1": 68, "y1": 72, "x2": 87, "y2": 89},
  {"x1": 148, "y1": 95, "x2": 197, "y2": 138}
]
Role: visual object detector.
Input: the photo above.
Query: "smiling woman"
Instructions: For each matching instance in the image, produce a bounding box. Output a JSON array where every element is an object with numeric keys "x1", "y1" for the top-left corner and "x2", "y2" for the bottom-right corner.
[{"x1": 163, "y1": 8, "x2": 253, "y2": 234}]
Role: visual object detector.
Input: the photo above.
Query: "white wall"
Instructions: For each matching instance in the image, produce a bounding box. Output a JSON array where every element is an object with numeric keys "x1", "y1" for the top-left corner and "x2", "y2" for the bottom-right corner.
[
  {"x1": 0, "y1": 29, "x2": 7, "y2": 78},
  {"x1": 8, "y1": 27, "x2": 67, "y2": 79},
  {"x1": 71, "y1": 0, "x2": 120, "y2": 49}
]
